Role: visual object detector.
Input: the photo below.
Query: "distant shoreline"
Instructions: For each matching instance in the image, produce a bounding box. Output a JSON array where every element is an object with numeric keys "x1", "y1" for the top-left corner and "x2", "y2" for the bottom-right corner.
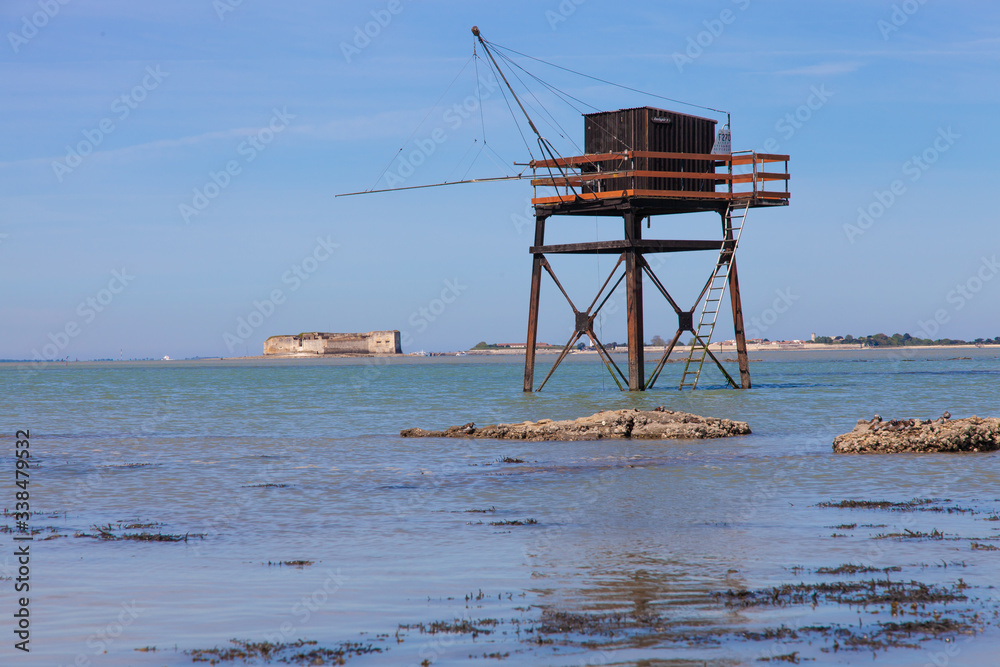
[
  {"x1": 3, "y1": 343, "x2": 996, "y2": 366},
  {"x1": 465, "y1": 342, "x2": 1000, "y2": 355},
  {"x1": 235, "y1": 342, "x2": 1000, "y2": 360}
]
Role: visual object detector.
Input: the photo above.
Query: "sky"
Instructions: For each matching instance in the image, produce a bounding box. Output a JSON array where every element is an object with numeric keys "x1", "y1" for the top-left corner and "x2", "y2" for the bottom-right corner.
[{"x1": 2, "y1": 0, "x2": 998, "y2": 360}]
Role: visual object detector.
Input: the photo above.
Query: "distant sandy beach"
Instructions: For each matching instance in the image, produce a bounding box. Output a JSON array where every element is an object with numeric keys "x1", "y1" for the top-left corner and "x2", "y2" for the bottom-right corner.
[{"x1": 209, "y1": 342, "x2": 1000, "y2": 363}]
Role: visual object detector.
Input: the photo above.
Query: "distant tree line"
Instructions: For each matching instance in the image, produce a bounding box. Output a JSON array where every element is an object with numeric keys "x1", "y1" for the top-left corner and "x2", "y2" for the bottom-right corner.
[{"x1": 813, "y1": 333, "x2": 1000, "y2": 347}]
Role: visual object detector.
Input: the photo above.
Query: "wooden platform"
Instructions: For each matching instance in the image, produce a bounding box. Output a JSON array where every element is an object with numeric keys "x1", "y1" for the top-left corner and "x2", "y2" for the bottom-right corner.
[{"x1": 529, "y1": 150, "x2": 789, "y2": 217}]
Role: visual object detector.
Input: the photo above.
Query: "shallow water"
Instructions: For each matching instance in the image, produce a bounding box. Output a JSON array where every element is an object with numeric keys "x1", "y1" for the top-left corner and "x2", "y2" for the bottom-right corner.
[{"x1": 3, "y1": 349, "x2": 1000, "y2": 665}]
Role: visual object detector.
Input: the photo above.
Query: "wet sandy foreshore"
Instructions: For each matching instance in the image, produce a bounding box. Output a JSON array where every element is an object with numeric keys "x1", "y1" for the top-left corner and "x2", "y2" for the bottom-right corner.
[{"x1": 89, "y1": 493, "x2": 1000, "y2": 665}]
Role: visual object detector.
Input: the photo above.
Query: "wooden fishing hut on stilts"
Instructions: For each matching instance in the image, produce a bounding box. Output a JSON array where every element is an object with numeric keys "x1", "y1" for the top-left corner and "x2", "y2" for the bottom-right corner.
[
  {"x1": 519, "y1": 107, "x2": 790, "y2": 391},
  {"x1": 342, "y1": 27, "x2": 790, "y2": 391}
]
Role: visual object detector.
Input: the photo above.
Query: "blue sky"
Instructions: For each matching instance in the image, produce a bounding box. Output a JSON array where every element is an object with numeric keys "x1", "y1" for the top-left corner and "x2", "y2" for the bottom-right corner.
[{"x1": 2, "y1": 0, "x2": 998, "y2": 359}]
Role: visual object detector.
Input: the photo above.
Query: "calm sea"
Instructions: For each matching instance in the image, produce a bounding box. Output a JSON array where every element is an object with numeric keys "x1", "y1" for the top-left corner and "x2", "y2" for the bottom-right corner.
[{"x1": 3, "y1": 349, "x2": 1000, "y2": 666}]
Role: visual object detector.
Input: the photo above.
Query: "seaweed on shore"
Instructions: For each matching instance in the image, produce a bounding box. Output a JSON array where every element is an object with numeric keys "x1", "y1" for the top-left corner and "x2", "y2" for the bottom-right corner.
[
  {"x1": 734, "y1": 616, "x2": 979, "y2": 654},
  {"x1": 818, "y1": 498, "x2": 928, "y2": 510},
  {"x1": 188, "y1": 638, "x2": 381, "y2": 664},
  {"x1": 716, "y1": 578, "x2": 966, "y2": 608},
  {"x1": 535, "y1": 609, "x2": 666, "y2": 637},
  {"x1": 266, "y1": 560, "x2": 315, "y2": 567},
  {"x1": 518, "y1": 608, "x2": 734, "y2": 649},
  {"x1": 878, "y1": 618, "x2": 974, "y2": 636},
  {"x1": 757, "y1": 650, "x2": 802, "y2": 663},
  {"x1": 75, "y1": 522, "x2": 204, "y2": 542},
  {"x1": 489, "y1": 518, "x2": 538, "y2": 526},
  {"x1": 246, "y1": 569, "x2": 996, "y2": 663},
  {"x1": 398, "y1": 618, "x2": 497, "y2": 639},
  {"x1": 0, "y1": 525, "x2": 46, "y2": 535},
  {"x1": 873, "y1": 528, "x2": 947, "y2": 540},
  {"x1": 818, "y1": 497, "x2": 977, "y2": 514},
  {"x1": 815, "y1": 564, "x2": 901, "y2": 575}
]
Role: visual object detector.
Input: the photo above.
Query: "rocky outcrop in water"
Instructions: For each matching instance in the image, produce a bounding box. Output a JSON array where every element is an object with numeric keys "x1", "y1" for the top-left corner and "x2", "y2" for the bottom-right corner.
[
  {"x1": 400, "y1": 408, "x2": 751, "y2": 441},
  {"x1": 833, "y1": 415, "x2": 1000, "y2": 454}
]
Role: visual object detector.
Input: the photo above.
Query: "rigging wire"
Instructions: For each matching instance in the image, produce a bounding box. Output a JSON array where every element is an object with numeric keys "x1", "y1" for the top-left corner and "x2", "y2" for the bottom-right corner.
[
  {"x1": 444, "y1": 140, "x2": 481, "y2": 183},
  {"x1": 477, "y1": 49, "x2": 536, "y2": 161},
  {"x1": 442, "y1": 48, "x2": 520, "y2": 184},
  {"x1": 367, "y1": 54, "x2": 476, "y2": 192},
  {"x1": 473, "y1": 28, "x2": 581, "y2": 199},
  {"x1": 489, "y1": 41, "x2": 633, "y2": 153},
  {"x1": 482, "y1": 143, "x2": 513, "y2": 175},
  {"x1": 473, "y1": 43, "x2": 487, "y2": 145},
  {"x1": 488, "y1": 41, "x2": 728, "y2": 116},
  {"x1": 347, "y1": 28, "x2": 730, "y2": 199},
  {"x1": 511, "y1": 61, "x2": 601, "y2": 114},
  {"x1": 501, "y1": 53, "x2": 633, "y2": 154},
  {"x1": 494, "y1": 48, "x2": 578, "y2": 152},
  {"x1": 337, "y1": 173, "x2": 528, "y2": 198},
  {"x1": 458, "y1": 149, "x2": 484, "y2": 182},
  {"x1": 476, "y1": 28, "x2": 572, "y2": 192},
  {"x1": 493, "y1": 49, "x2": 599, "y2": 154},
  {"x1": 444, "y1": 51, "x2": 484, "y2": 184}
]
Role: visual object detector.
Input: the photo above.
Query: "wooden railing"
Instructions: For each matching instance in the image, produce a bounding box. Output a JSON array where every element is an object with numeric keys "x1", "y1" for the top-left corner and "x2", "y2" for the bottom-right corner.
[{"x1": 528, "y1": 150, "x2": 789, "y2": 207}]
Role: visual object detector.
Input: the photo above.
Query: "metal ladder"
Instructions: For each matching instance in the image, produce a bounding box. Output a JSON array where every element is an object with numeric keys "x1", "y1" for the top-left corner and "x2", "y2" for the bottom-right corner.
[{"x1": 679, "y1": 199, "x2": 751, "y2": 389}]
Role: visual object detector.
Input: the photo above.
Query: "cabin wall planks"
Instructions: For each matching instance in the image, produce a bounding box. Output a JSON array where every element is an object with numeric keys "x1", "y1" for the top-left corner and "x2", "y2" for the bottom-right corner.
[{"x1": 583, "y1": 107, "x2": 717, "y2": 193}]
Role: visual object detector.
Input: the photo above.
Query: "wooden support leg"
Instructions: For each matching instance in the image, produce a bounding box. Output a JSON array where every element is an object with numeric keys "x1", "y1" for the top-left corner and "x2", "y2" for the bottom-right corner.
[
  {"x1": 728, "y1": 258, "x2": 752, "y2": 389},
  {"x1": 523, "y1": 214, "x2": 546, "y2": 392},
  {"x1": 624, "y1": 212, "x2": 644, "y2": 391}
]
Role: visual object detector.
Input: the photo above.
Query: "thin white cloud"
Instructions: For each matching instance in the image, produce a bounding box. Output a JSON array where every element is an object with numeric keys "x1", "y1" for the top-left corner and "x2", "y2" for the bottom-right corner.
[
  {"x1": 0, "y1": 109, "x2": 448, "y2": 173},
  {"x1": 774, "y1": 61, "x2": 864, "y2": 76},
  {"x1": 0, "y1": 126, "x2": 274, "y2": 171}
]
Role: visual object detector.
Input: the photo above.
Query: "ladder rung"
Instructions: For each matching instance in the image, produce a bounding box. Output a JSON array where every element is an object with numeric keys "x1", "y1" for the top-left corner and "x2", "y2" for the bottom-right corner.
[{"x1": 681, "y1": 201, "x2": 748, "y2": 390}]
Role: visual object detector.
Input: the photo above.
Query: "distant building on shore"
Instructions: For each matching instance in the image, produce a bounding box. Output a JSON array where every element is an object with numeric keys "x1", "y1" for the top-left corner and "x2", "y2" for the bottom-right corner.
[
  {"x1": 494, "y1": 342, "x2": 554, "y2": 350},
  {"x1": 264, "y1": 331, "x2": 401, "y2": 356}
]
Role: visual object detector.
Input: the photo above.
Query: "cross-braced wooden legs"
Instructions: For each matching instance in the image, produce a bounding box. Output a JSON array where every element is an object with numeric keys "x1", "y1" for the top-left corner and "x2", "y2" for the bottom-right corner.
[
  {"x1": 643, "y1": 256, "x2": 738, "y2": 390},
  {"x1": 535, "y1": 254, "x2": 629, "y2": 392}
]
